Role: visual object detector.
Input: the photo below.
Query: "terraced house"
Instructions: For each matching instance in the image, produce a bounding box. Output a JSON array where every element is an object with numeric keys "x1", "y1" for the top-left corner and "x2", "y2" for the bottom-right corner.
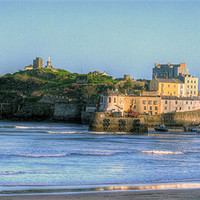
[{"x1": 149, "y1": 78, "x2": 184, "y2": 97}]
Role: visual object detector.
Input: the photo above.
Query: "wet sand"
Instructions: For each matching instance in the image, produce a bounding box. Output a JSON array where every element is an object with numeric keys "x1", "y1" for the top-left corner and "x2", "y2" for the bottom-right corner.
[{"x1": 1, "y1": 189, "x2": 200, "y2": 200}]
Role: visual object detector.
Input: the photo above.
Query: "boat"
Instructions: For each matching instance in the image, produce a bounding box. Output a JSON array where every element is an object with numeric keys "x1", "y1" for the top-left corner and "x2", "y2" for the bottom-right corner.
[
  {"x1": 182, "y1": 126, "x2": 199, "y2": 133},
  {"x1": 154, "y1": 125, "x2": 168, "y2": 132}
]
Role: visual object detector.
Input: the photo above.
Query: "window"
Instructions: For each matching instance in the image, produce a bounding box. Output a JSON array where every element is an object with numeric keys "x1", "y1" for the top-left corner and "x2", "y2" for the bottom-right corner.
[
  {"x1": 191, "y1": 85, "x2": 193, "y2": 88},
  {"x1": 176, "y1": 107, "x2": 178, "y2": 110},
  {"x1": 101, "y1": 96, "x2": 103, "y2": 103},
  {"x1": 194, "y1": 86, "x2": 196, "y2": 89},
  {"x1": 181, "y1": 85, "x2": 183, "y2": 89},
  {"x1": 175, "y1": 101, "x2": 178, "y2": 104},
  {"x1": 148, "y1": 101, "x2": 152, "y2": 105},
  {"x1": 114, "y1": 98, "x2": 116, "y2": 103},
  {"x1": 155, "y1": 112, "x2": 157, "y2": 115},
  {"x1": 165, "y1": 100, "x2": 168, "y2": 104},
  {"x1": 174, "y1": 91, "x2": 176, "y2": 94},
  {"x1": 165, "y1": 107, "x2": 167, "y2": 110},
  {"x1": 187, "y1": 80, "x2": 189, "y2": 83},
  {"x1": 155, "y1": 106, "x2": 157, "y2": 110},
  {"x1": 186, "y1": 101, "x2": 188, "y2": 104},
  {"x1": 191, "y1": 101, "x2": 192, "y2": 105},
  {"x1": 150, "y1": 106, "x2": 152, "y2": 110},
  {"x1": 134, "y1": 100, "x2": 136, "y2": 104},
  {"x1": 194, "y1": 81, "x2": 196, "y2": 84},
  {"x1": 162, "y1": 84, "x2": 164, "y2": 87},
  {"x1": 194, "y1": 91, "x2": 196, "y2": 94},
  {"x1": 187, "y1": 85, "x2": 189, "y2": 88},
  {"x1": 191, "y1": 91, "x2": 193, "y2": 94},
  {"x1": 134, "y1": 105, "x2": 136, "y2": 109},
  {"x1": 109, "y1": 97, "x2": 111, "y2": 103},
  {"x1": 168, "y1": 84, "x2": 170, "y2": 87},
  {"x1": 188, "y1": 107, "x2": 190, "y2": 110},
  {"x1": 143, "y1": 100, "x2": 146, "y2": 104},
  {"x1": 174, "y1": 85, "x2": 176, "y2": 88},
  {"x1": 144, "y1": 106, "x2": 146, "y2": 110},
  {"x1": 191, "y1": 80, "x2": 193, "y2": 83},
  {"x1": 154, "y1": 101, "x2": 157, "y2": 105}
]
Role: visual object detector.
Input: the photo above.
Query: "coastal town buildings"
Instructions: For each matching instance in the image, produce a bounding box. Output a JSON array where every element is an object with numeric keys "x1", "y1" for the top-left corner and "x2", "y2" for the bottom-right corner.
[
  {"x1": 178, "y1": 75, "x2": 198, "y2": 97},
  {"x1": 149, "y1": 78, "x2": 184, "y2": 97},
  {"x1": 152, "y1": 63, "x2": 188, "y2": 79},
  {"x1": 99, "y1": 92, "x2": 200, "y2": 115}
]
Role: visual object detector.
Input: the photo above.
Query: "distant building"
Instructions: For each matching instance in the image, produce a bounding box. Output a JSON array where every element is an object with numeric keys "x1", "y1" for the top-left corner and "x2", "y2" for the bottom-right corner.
[
  {"x1": 149, "y1": 78, "x2": 184, "y2": 97},
  {"x1": 25, "y1": 65, "x2": 33, "y2": 70},
  {"x1": 93, "y1": 71, "x2": 101, "y2": 76},
  {"x1": 33, "y1": 57, "x2": 43, "y2": 69},
  {"x1": 178, "y1": 74, "x2": 198, "y2": 97},
  {"x1": 45, "y1": 57, "x2": 53, "y2": 69},
  {"x1": 152, "y1": 63, "x2": 188, "y2": 79},
  {"x1": 161, "y1": 96, "x2": 200, "y2": 113}
]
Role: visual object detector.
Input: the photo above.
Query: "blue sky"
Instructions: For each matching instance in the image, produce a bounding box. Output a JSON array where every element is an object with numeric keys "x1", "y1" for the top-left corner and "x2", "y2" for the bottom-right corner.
[{"x1": 0, "y1": 0, "x2": 200, "y2": 80}]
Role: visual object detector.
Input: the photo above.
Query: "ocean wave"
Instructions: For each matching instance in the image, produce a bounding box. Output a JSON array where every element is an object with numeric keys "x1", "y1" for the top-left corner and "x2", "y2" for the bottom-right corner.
[
  {"x1": 0, "y1": 171, "x2": 25, "y2": 175},
  {"x1": 47, "y1": 131, "x2": 85, "y2": 134},
  {"x1": 0, "y1": 126, "x2": 16, "y2": 129},
  {"x1": 15, "y1": 126, "x2": 29, "y2": 129},
  {"x1": 10, "y1": 152, "x2": 118, "y2": 158},
  {"x1": 14, "y1": 153, "x2": 69, "y2": 158},
  {"x1": 140, "y1": 150, "x2": 184, "y2": 155}
]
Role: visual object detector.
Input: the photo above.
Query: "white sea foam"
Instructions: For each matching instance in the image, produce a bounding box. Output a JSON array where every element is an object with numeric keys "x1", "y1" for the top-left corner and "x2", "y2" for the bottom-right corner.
[
  {"x1": 140, "y1": 150, "x2": 184, "y2": 155},
  {"x1": 47, "y1": 131, "x2": 83, "y2": 134},
  {"x1": 15, "y1": 126, "x2": 29, "y2": 129}
]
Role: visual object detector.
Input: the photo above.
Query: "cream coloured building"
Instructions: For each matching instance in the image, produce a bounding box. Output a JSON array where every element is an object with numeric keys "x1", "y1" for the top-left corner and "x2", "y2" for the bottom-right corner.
[
  {"x1": 161, "y1": 96, "x2": 200, "y2": 113},
  {"x1": 179, "y1": 75, "x2": 198, "y2": 97}
]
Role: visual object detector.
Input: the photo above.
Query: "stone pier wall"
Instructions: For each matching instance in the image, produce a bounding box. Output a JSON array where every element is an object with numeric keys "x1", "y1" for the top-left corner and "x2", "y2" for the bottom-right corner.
[{"x1": 89, "y1": 112, "x2": 148, "y2": 134}]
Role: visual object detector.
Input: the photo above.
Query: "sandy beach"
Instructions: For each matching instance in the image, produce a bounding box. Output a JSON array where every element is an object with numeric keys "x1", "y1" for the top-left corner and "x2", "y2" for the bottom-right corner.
[{"x1": 1, "y1": 189, "x2": 200, "y2": 200}]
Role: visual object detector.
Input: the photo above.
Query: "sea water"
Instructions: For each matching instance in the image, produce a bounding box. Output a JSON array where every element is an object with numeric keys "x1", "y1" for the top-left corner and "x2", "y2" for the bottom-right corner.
[{"x1": 0, "y1": 120, "x2": 200, "y2": 194}]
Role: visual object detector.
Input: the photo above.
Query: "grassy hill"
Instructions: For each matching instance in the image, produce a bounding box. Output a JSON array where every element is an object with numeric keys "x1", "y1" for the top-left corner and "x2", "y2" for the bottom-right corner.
[{"x1": 0, "y1": 69, "x2": 118, "y2": 104}]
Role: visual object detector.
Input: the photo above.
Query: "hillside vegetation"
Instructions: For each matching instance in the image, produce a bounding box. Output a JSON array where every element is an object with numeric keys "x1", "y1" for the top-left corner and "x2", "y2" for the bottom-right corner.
[{"x1": 0, "y1": 69, "x2": 118, "y2": 104}]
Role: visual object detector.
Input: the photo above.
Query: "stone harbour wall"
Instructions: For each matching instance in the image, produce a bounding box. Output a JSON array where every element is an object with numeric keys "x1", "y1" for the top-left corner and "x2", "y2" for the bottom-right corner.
[{"x1": 89, "y1": 112, "x2": 148, "y2": 134}]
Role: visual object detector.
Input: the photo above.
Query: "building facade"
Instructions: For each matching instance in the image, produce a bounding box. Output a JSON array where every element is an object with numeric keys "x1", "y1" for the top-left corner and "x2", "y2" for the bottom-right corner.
[
  {"x1": 152, "y1": 63, "x2": 188, "y2": 79},
  {"x1": 99, "y1": 91, "x2": 125, "y2": 113},
  {"x1": 33, "y1": 57, "x2": 43, "y2": 69},
  {"x1": 149, "y1": 78, "x2": 184, "y2": 97},
  {"x1": 161, "y1": 96, "x2": 200, "y2": 113},
  {"x1": 178, "y1": 75, "x2": 198, "y2": 97}
]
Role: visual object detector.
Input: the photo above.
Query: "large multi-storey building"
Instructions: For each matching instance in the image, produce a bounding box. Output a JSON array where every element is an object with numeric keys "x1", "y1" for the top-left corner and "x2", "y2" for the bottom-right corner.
[
  {"x1": 152, "y1": 63, "x2": 188, "y2": 79},
  {"x1": 149, "y1": 78, "x2": 184, "y2": 97}
]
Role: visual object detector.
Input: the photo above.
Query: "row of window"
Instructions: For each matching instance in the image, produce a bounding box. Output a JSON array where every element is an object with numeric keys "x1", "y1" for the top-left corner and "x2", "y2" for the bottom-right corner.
[
  {"x1": 165, "y1": 100, "x2": 193, "y2": 105},
  {"x1": 164, "y1": 106, "x2": 192, "y2": 110},
  {"x1": 187, "y1": 85, "x2": 196, "y2": 89},
  {"x1": 143, "y1": 106, "x2": 158, "y2": 110},
  {"x1": 187, "y1": 80, "x2": 197, "y2": 84},
  {"x1": 142, "y1": 100, "x2": 158, "y2": 105},
  {"x1": 161, "y1": 84, "x2": 176, "y2": 88}
]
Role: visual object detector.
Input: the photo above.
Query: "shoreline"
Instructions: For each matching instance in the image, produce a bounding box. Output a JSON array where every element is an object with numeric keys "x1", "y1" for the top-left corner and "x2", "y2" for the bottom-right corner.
[
  {"x1": 1, "y1": 182, "x2": 200, "y2": 197},
  {"x1": 1, "y1": 188, "x2": 200, "y2": 200}
]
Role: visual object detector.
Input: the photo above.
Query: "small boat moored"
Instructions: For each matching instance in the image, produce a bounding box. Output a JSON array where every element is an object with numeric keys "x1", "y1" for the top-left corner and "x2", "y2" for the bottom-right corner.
[{"x1": 154, "y1": 124, "x2": 168, "y2": 132}]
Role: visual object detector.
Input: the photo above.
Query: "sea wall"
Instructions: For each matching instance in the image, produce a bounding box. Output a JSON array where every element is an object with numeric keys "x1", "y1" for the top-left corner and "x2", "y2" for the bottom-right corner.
[
  {"x1": 53, "y1": 103, "x2": 81, "y2": 122},
  {"x1": 89, "y1": 112, "x2": 148, "y2": 134},
  {"x1": 143, "y1": 109, "x2": 200, "y2": 127}
]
